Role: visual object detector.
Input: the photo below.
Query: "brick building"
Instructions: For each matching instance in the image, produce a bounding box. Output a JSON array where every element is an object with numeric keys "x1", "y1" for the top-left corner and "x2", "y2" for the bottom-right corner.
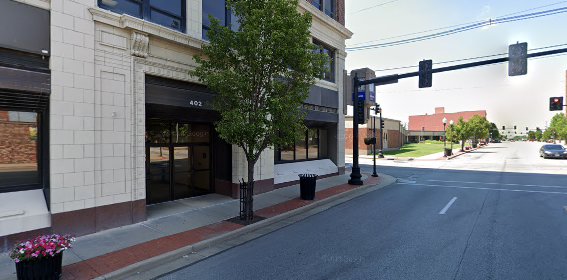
[
  {"x1": 408, "y1": 107, "x2": 487, "y2": 142},
  {"x1": 0, "y1": 0, "x2": 352, "y2": 251},
  {"x1": 345, "y1": 116, "x2": 407, "y2": 155}
]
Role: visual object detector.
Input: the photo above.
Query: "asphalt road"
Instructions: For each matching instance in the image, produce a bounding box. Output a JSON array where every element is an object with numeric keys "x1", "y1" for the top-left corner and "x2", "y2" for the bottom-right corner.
[{"x1": 160, "y1": 142, "x2": 567, "y2": 280}]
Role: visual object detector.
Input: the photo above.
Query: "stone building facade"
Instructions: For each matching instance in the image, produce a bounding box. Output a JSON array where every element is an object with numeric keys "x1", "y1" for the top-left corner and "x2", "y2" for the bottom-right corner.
[{"x1": 0, "y1": 0, "x2": 352, "y2": 251}]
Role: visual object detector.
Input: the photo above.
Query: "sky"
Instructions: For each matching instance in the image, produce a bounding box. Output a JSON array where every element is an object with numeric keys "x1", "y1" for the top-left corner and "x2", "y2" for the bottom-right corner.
[{"x1": 345, "y1": 0, "x2": 567, "y2": 132}]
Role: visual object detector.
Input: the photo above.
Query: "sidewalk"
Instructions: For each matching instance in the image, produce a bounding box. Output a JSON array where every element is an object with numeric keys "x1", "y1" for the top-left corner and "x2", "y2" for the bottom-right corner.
[{"x1": 0, "y1": 173, "x2": 393, "y2": 280}]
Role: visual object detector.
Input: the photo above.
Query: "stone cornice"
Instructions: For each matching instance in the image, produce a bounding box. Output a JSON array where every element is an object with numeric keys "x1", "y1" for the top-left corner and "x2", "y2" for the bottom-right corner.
[
  {"x1": 299, "y1": 1, "x2": 353, "y2": 40},
  {"x1": 89, "y1": 8, "x2": 205, "y2": 50}
]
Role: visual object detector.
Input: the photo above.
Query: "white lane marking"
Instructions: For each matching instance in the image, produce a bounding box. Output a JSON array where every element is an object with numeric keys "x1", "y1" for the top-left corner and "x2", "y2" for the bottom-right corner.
[
  {"x1": 439, "y1": 197, "x2": 458, "y2": 215},
  {"x1": 426, "y1": 179, "x2": 567, "y2": 190},
  {"x1": 400, "y1": 182, "x2": 567, "y2": 195}
]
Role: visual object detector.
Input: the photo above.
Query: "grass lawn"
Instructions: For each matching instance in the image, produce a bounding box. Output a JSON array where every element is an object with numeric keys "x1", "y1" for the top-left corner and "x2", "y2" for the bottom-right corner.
[{"x1": 383, "y1": 140, "x2": 447, "y2": 158}]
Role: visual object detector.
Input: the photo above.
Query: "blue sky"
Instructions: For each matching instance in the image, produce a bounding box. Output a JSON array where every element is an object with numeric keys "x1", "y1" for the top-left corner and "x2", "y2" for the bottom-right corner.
[{"x1": 345, "y1": 0, "x2": 567, "y2": 131}]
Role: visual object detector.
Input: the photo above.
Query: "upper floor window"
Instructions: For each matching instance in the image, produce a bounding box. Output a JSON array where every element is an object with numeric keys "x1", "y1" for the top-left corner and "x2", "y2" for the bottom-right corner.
[
  {"x1": 309, "y1": 0, "x2": 336, "y2": 19},
  {"x1": 314, "y1": 39, "x2": 335, "y2": 83},
  {"x1": 98, "y1": 0, "x2": 186, "y2": 32},
  {"x1": 202, "y1": 0, "x2": 239, "y2": 40}
]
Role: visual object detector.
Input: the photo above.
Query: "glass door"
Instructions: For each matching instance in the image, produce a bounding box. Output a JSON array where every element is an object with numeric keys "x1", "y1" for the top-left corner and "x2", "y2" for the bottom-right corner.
[
  {"x1": 146, "y1": 121, "x2": 213, "y2": 204},
  {"x1": 192, "y1": 145, "x2": 211, "y2": 196},
  {"x1": 147, "y1": 146, "x2": 171, "y2": 204},
  {"x1": 173, "y1": 146, "x2": 192, "y2": 199}
]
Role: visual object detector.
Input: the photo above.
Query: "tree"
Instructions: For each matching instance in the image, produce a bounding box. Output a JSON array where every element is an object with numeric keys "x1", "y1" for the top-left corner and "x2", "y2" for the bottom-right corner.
[
  {"x1": 548, "y1": 113, "x2": 567, "y2": 143},
  {"x1": 191, "y1": 0, "x2": 326, "y2": 216},
  {"x1": 535, "y1": 127, "x2": 543, "y2": 142},
  {"x1": 527, "y1": 131, "x2": 536, "y2": 141},
  {"x1": 489, "y1": 122, "x2": 501, "y2": 141},
  {"x1": 468, "y1": 115, "x2": 490, "y2": 146},
  {"x1": 454, "y1": 117, "x2": 471, "y2": 151},
  {"x1": 445, "y1": 122, "x2": 458, "y2": 150}
]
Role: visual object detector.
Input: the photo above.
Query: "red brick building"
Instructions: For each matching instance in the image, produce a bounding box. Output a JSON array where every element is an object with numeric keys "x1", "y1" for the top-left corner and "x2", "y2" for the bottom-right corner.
[
  {"x1": 345, "y1": 116, "x2": 407, "y2": 155},
  {"x1": 408, "y1": 107, "x2": 487, "y2": 142}
]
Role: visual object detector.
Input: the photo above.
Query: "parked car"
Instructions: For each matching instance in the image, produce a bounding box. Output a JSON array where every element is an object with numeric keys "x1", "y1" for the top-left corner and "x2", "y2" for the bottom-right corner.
[{"x1": 539, "y1": 144, "x2": 567, "y2": 159}]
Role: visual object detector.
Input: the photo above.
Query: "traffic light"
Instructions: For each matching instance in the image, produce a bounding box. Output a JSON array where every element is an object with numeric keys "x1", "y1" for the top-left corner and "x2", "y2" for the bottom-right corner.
[
  {"x1": 549, "y1": 97, "x2": 564, "y2": 111},
  {"x1": 514, "y1": 126, "x2": 517, "y2": 130},
  {"x1": 526, "y1": 127, "x2": 528, "y2": 131},
  {"x1": 356, "y1": 99, "x2": 365, "y2": 124},
  {"x1": 509, "y1": 42, "x2": 527, "y2": 76},
  {"x1": 380, "y1": 119, "x2": 385, "y2": 129},
  {"x1": 418, "y1": 59, "x2": 432, "y2": 88},
  {"x1": 502, "y1": 126, "x2": 505, "y2": 130}
]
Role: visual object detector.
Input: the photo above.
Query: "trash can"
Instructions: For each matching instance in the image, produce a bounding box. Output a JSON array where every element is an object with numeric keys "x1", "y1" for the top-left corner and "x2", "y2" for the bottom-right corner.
[{"x1": 299, "y1": 174, "x2": 318, "y2": 200}]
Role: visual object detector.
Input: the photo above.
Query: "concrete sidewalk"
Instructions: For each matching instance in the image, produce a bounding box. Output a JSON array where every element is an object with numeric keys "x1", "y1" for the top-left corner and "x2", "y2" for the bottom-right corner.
[{"x1": 0, "y1": 173, "x2": 394, "y2": 280}]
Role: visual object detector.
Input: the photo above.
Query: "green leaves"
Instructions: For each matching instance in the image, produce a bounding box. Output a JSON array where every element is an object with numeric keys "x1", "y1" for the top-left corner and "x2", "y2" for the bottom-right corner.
[{"x1": 191, "y1": 0, "x2": 326, "y2": 167}]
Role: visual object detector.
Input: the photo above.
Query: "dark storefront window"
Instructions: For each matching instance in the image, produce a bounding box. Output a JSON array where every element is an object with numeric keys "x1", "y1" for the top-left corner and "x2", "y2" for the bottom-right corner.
[
  {"x1": 98, "y1": 0, "x2": 186, "y2": 32},
  {"x1": 275, "y1": 127, "x2": 328, "y2": 163},
  {"x1": 0, "y1": 110, "x2": 42, "y2": 192},
  {"x1": 314, "y1": 40, "x2": 335, "y2": 82},
  {"x1": 202, "y1": 0, "x2": 239, "y2": 40}
]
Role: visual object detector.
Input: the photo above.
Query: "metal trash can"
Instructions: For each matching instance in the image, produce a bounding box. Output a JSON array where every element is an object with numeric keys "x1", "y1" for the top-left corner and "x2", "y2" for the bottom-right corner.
[{"x1": 298, "y1": 174, "x2": 318, "y2": 200}]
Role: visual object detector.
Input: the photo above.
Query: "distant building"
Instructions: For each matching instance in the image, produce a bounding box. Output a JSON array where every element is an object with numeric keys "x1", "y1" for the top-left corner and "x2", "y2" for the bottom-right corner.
[
  {"x1": 408, "y1": 107, "x2": 487, "y2": 142},
  {"x1": 345, "y1": 116, "x2": 407, "y2": 155}
]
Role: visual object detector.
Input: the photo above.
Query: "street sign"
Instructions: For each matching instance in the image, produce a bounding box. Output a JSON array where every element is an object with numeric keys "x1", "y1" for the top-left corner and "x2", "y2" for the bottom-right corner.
[
  {"x1": 509, "y1": 42, "x2": 528, "y2": 76},
  {"x1": 418, "y1": 60, "x2": 432, "y2": 88},
  {"x1": 369, "y1": 83, "x2": 375, "y2": 102}
]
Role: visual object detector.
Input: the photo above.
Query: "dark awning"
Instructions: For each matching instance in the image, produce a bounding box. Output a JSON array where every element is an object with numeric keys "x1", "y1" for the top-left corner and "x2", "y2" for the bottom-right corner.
[{"x1": 0, "y1": 66, "x2": 50, "y2": 112}]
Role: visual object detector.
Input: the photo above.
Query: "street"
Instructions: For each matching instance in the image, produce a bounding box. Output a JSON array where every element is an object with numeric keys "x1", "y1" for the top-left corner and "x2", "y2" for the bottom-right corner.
[{"x1": 159, "y1": 142, "x2": 567, "y2": 280}]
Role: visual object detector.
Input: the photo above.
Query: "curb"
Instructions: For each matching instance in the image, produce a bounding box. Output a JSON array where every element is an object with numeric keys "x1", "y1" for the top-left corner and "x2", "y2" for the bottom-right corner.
[
  {"x1": 97, "y1": 174, "x2": 396, "y2": 280},
  {"x1": 447, "y1": 145, "x2": 485, "y2": 160}
]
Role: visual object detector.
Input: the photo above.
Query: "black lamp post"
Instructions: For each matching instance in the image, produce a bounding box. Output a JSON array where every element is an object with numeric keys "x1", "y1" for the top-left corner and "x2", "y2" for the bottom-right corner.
[
  {"x1": 442, "y1": 117, "x2": 447, "y2": 156},
  {"x1": 449, "y1": 119, "x2": 454, "y2": 155},
  {"x1": 378, "y1": 106, "x2": 384, "y2": 158},
  {"x1": 372, "y1": 104, "x2": 379, "y2": 177}
]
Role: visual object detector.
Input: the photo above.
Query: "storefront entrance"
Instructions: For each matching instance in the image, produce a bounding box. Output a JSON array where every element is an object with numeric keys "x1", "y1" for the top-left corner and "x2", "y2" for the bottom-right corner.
[{"x1": 146, "y1": 121, "x2": 212, "y2": 204}]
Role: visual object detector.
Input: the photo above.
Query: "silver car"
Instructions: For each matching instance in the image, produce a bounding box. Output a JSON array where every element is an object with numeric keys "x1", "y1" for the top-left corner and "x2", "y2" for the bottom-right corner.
[{"x1": 539, "y1": 144, "x2": 567, "y2": 159}]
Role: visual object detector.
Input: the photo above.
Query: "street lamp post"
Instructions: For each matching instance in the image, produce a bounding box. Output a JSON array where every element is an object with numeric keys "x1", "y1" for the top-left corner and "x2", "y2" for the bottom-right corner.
[
  {"x1": 372, "y1": 104, "x2": 378, "y2": 177},
  {"x1": 378, "y1": 106, "x2": 384, "y2": 158},
  {"x1": 449, "y1": 120, "x2": 454, "y2": 155},
  {"x1": 442, "y1": 117, "x2": 447, "y2": 157}
]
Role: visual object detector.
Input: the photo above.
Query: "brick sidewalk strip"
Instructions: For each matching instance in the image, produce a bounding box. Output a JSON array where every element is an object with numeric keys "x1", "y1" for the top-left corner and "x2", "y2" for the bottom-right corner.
[{"x1": 60, "y1": 176, "x2": 380, "y2": 280}]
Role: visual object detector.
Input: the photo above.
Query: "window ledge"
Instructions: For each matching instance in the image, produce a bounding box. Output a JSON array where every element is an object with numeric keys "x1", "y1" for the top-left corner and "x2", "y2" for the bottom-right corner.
[
  {"x1": 0, "y1": 189, "x2": 50, "y2": 236},
  {"x1": 315, "y1": 79, "x2": 338, "y2": 90},
  {"x1": 299, "y1": 2, "x2": 352, "y2": 39},
  {"x1": 89, "y1": 7, "x2": 205, "y2": 50}
]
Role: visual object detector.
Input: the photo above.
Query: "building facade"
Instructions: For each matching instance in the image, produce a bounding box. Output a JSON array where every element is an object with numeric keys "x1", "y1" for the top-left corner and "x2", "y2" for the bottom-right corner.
[
  {"x1": 408, "y1": 107, "x2": 487, "y2": 142},
  {"x1": 345, "y1": 116, "x2": 407, "y2": 155},
  {"x1": 0, "y1": 0, "x2": 352, "y2": 250}
]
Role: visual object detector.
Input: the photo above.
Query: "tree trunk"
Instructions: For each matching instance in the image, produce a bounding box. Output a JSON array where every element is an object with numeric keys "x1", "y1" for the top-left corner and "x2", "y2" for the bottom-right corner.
[
  {"x1": 460, "y1": 139, "x2": 465, "y2": 151},
  {"x1": 245, "y1": 160, "x2": 256, "y2": 219}
]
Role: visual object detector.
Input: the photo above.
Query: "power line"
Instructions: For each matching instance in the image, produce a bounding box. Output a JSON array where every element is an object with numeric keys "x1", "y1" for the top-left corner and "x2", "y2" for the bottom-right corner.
[
  {"x1": 374, "y1": 43, "x2": 567, "y2": 72},
  {"x1": 347, "y1": 6, "x2": 567, "y2": 51},
  {"x1": 348, "y1": 1, "x2": 567, "y2": 47},
  {"x1": 348, "y1": 0, "x2": 402, "y2": 15}
]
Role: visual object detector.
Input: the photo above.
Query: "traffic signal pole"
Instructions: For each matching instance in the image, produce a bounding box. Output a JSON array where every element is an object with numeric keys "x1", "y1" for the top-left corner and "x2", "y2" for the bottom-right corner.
[
  {"x1": 348, "y1": 73, "x2": 363, "y2": 185},
  {"x1": 348, "y1": 45, "x2": 567, "y2": 185}
]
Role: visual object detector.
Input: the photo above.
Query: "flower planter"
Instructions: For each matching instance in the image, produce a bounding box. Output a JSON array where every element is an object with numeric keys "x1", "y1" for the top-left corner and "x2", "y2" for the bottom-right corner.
[
  {"x1": 10, "y1": 234, "x2": 74, "y2": 280},
  {"x1": 15, "y1": 253, "x2": 63, "y2": 280}
]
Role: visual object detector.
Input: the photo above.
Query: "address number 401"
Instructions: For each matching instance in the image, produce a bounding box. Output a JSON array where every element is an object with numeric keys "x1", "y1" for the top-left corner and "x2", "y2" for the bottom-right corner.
[{"x1": 190, "y1": 100, "x2": 203, "y2": 107}]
